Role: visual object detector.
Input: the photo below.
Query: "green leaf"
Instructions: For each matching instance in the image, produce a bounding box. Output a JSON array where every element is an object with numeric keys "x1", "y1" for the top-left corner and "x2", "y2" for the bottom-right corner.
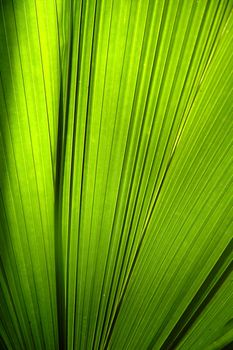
[{"x1": 0, "y1": 0, "x2": 232, "y2": 349}]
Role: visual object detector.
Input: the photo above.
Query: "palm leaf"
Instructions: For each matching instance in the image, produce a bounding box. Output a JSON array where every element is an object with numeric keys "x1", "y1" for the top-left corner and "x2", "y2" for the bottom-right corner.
[{"x1": 0, "y1": 0, "x2": 232, "y2": 349}]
